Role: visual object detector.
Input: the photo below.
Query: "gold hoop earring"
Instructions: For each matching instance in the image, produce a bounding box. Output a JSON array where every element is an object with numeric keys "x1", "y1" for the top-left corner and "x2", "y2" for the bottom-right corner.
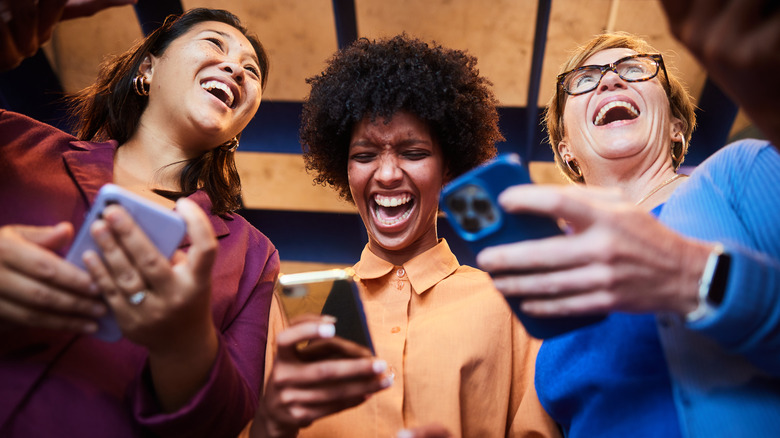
[
  {"x1": 220, "y1": 137, "x2": 239, "y2": 152},
  {"x1": 565, "y1": 159, "x2": 583, "y2": 179},
  {"x1": 133, "y1": 75, "x2": 149, "y2": 96},
  {"x1": 671, "y1": 134, "x2": 685, "y2": 163}
]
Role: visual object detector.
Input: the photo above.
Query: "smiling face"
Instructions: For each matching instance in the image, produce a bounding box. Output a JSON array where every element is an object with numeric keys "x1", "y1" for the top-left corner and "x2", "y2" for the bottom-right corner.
[
  {"x1": 141, "y1": 21, "x2": 263, "y2": 155},
  {"x1": 348, "y1": 111, "x2": 447, "y2": 265},
  {"x1": 558, "y1": 48, "x2": 681, "y2": 182}
]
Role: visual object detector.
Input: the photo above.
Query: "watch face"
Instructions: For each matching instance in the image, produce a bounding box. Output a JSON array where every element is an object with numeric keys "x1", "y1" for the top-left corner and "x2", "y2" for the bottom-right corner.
[{"x1": 707, "y1": 251, "x2": 731, "y2": 305}]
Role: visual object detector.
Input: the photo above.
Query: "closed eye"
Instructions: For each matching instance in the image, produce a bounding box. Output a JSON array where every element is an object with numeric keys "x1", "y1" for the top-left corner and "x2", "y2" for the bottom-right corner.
[
  {"x1": 350, "y1": 152, "x2": 376, "y2": 162},
  {"x1": 206, "y1": 37, "x2": 224, "y2": 50},
  {"x1": 245, "y1": 65, "x2": 260, "y2": 77},
  {"x1": 403, "y1": 150, "x2": 430, "y2": 160}
]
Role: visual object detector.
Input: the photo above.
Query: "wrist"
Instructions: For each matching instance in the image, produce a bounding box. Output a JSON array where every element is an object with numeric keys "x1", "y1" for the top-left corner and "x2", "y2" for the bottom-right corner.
[{"x1": 251, "y1": 403, "x2": 300, "y2": 438}]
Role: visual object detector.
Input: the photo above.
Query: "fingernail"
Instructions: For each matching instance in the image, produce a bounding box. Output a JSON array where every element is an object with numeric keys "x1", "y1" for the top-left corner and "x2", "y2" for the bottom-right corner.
[
  {"x1": 318, "y1": 323, "x2": 335, "y2": 338},
  {"x1": 321, "y1": 315, "x2": 337, "y2": 323},
  {"x1": 397, "y1": 430, "x2": 414, "y2": 438},
  {"x1": 381, "y1": 373, "x2": 394, "y2": 388},
  {"x1": 372, "y1": 359, "x2": 387, "y2": 373},
  {"x1": 82, "y1": 322, "x2": 98, "y2": 333}
]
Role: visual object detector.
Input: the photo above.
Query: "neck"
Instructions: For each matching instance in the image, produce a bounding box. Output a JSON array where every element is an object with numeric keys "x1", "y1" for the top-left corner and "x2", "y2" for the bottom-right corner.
[
  {"x1": 114, "y1": 129, "x2": 193, "y2": 194},
  {"x1": 583, "y1": 159, "x2": 680, "y2": 206},
  {"x1": 368, "y1": 234, "x2": 439, "y2": 267}
]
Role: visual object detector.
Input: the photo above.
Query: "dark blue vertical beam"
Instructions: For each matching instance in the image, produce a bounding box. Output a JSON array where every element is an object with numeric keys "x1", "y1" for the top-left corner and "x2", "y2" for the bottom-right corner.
[
  {"x1": 332, "y1": 0, "x2": 358, "y2": 49},
  {"x1": 687, "y1": 77, "x2": 738, "y2": 164},
  {"x1": 524, "y1": 0, "x2": 552, "y2": 163},
  {"x1": 133, "y1": 0, "x2": 183, "y2": 36},
  {"x1": 0, "y1": 51, "x2": 69, "y2": 130}
]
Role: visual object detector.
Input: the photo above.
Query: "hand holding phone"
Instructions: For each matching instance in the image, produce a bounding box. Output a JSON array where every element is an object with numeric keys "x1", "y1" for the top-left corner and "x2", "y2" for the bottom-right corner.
[
  {"x1": 440, "y1": 154, "x2": 605, "y2": 338},
  {"x1": 275, "y1": 268, "x2": 374, "y2": 355},
  {"x1": 66, "y1": 184, "x2": 187, "y2": 342}
]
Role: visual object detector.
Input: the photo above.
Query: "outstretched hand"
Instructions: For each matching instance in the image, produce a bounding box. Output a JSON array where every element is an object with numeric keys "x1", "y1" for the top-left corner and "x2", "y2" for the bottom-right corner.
[
  {"x1": 659, "y1": 0, "x2": 780, "y2": 147},
  {"x1": 0, "y1": 0, "x2": 136, "y2": 71},
  {"x1": 253, "y1": 315, "x2": 392, "y2": 438},
  {"x1": 476, "y1": 184, "x2": 715, "y2": 318}
]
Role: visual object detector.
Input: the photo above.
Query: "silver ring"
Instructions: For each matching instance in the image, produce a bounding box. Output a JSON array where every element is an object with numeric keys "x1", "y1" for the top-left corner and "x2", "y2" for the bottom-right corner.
[{"x1": 128, "y1": 290, "x2": 148, "y2": 306}]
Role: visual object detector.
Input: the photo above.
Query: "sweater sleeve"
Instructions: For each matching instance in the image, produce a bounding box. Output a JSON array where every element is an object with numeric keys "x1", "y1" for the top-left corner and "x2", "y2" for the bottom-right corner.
[
  {"x1": 689, "y1": 246, "x2": 780, "y2": 374},
  {"x1": 662, "y1": 140, "x2": 780, "y2": 375}
]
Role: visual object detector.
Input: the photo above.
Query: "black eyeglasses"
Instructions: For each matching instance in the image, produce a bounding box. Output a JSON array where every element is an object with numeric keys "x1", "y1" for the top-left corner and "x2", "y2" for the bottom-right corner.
[{"x1": 557, "y1": 53, "x2": 669, "y2": 96}]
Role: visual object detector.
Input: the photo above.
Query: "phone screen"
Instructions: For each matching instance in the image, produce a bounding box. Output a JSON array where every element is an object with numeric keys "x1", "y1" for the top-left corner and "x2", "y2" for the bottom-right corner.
[{"x1": 277, "y1": 269, "x2": 374, "y2": 354}]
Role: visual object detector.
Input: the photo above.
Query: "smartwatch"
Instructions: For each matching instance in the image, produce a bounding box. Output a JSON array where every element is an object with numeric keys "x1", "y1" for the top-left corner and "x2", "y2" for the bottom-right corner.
[{"x1": 686, "y1": 243, "x2": 731, "y2": 323}]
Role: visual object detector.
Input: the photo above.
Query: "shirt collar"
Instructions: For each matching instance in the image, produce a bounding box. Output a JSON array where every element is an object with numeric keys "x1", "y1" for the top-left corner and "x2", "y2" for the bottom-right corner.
[{"x1": 354, "y1": 239, "x2": 460, "y2": 295}]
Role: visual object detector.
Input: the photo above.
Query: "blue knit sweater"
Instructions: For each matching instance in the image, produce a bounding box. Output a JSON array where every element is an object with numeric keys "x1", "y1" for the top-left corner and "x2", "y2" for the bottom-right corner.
[
  {"x1": 535, "y1": 139, "x2": 780, "y2": 437},
  {"x1": 658, "y1": 139, "x2": 780, "y2": 437}
]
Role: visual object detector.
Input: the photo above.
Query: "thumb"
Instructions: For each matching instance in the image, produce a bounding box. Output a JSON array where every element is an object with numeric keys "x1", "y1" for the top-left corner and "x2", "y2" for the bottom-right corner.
[{"x1": 16, "y1": 222, "x2": 75, "y2": 251}]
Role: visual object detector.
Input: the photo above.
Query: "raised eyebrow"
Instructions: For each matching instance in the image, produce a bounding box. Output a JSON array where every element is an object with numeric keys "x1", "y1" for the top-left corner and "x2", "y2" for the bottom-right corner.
[{"x1": 201, "y1": 29, "x2": 260, "y2": 66}]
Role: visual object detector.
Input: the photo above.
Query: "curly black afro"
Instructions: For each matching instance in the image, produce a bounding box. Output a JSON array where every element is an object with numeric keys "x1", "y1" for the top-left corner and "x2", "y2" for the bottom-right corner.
[{"x1": 300, "y1": 34, "x2": 503, "y2": 203}]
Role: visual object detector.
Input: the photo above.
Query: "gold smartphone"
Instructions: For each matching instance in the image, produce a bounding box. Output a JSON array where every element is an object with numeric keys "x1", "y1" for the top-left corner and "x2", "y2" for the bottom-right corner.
[{"x1": 276, "y1": 268, "x2": 374, "y2": 354}]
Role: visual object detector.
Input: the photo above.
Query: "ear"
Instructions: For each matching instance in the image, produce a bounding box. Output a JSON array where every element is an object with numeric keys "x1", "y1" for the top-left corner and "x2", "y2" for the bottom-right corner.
[
  {"x1": 137, "y1": 55, "x2": 154, "y2": 81},
  {"x1": 558, "y1": 140, "x2": 573, "y2": 161},
  {"x1": 670, "y1": 116, "x2": 684, "y2": 142},
  {"x1": 441, "y1": 164, "x2": 454, "y2": 185}
]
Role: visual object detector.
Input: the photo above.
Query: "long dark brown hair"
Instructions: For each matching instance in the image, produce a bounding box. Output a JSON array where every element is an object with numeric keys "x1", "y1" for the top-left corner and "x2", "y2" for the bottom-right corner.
[{"x1": 69, "y1": 8, "x2": 269, "y2": 215}]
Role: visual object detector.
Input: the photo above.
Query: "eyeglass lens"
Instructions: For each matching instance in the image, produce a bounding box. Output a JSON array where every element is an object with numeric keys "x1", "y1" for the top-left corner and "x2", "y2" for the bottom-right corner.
[{"x1": 563, "y1": 56, "x2": 659, "y2": 95}]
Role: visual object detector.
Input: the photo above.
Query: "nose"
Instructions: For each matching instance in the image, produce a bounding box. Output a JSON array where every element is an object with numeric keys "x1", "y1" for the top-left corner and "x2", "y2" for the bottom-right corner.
[
  {"x1": 375, "y1": 153, "x2": 403, "y2": 186},
  {"x1": 221, "y1": 63, "x2": 244, "y2": 84},
  {"x1": 598, "y1": 70, "x2": 626, "y2": 93}
]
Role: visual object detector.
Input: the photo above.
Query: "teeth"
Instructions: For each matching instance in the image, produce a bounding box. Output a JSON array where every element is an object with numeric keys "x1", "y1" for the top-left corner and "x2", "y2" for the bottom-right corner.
[
  {"x1": 373, "y1": 194, "x2": 413, "y2": 226},
  {"x1": 594, "y1": 100, "x2": 639, "y2": 126},
  {"x1": 201, "y1": 80, "x2": 234, "y2": 107},
  {"x1": 375, "y1": 207, "x2": 413, "y2": 226},
  {"x1": 375, "y1": 194, "x2": 411, "y2": 207}
]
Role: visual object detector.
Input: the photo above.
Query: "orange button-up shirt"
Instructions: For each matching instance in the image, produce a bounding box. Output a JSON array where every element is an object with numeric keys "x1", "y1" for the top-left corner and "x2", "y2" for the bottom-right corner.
[{"x1": 297, "y1": 239, "x2": 559, "y2": 438}]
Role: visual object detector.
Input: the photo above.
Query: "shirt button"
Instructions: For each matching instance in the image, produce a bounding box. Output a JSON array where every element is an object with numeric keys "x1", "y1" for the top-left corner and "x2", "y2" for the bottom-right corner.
[
  {"x1": 396, "y1": 280, "x2": 404, "y2": 290},
  {"x1": 391, "y1": 326, "x2": 401, "y2": 334},
  {"x1": 396, "y1": 268, "x2": 405, "y2": 277}
]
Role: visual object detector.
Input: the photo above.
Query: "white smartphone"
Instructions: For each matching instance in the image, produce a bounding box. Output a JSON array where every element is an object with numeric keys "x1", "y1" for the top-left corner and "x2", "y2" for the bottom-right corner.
[
  {"x1": 276, "y1": 268, "x2": 374, "y2": 354},
  {"x1": 66, "y1": 184, "x2": 187, "y2": 342}
]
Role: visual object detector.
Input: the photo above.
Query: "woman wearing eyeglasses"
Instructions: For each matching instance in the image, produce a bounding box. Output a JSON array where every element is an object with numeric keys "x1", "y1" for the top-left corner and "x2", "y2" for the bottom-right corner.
[
  {"x1": 475, "y1": 29, "x2": 780, "y2": 437},
  {"x1": 529, "y1": 32, "x2": 694, "y2": 437},
  {"x1": 548, "y1": 37, "x2": 694, "y2": 212}
]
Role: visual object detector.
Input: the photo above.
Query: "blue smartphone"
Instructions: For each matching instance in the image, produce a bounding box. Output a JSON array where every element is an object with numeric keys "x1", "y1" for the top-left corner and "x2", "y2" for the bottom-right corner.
[
  {"x1": 440, "y1": 153, "x2": 604, "y2": 339},
  {"x1": 277, "y1": 268, "x2": 374, "y2": 354},
  {"x1": 66, "y1": 184, "x2": 187, "y2": 342}
]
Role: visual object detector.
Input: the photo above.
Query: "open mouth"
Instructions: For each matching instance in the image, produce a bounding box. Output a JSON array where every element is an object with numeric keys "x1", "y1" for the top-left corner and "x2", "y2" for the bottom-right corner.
[
  {"x1": 593, "y1": 101, "x2": 639, "y2": 126},
  {"x1": 373, "y1": 193, "x2": 414, "y2": 226},
  {"x1": 201, "y1": 80, "x2": 235, "y2": 108}
]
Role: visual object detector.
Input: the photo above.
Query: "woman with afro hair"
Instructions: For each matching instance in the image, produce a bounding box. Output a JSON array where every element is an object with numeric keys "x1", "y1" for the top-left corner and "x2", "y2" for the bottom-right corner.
[{"x1": 247, "y1": 34, "x2": 559, "y2": 438}]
